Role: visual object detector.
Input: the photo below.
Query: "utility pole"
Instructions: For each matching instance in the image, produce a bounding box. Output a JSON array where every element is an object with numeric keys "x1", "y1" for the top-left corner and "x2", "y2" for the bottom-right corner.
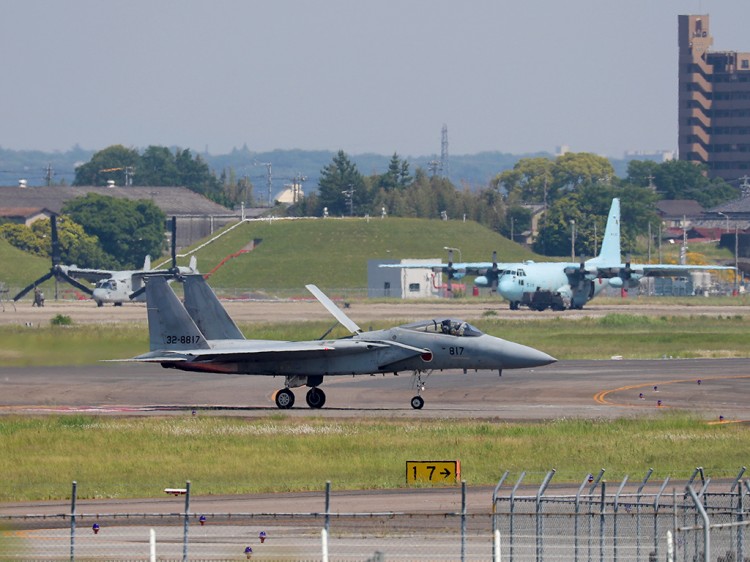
[
  {"x1": 342, "y1": 184, "x2": 355, "y2": 216},
  {"x1": 43, "y1": 163, "x2": 54, "y2": 186}
]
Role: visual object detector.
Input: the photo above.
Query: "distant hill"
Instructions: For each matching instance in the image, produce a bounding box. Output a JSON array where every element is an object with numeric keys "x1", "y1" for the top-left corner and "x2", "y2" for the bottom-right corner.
[{"x1": 2, "y1": 216, "x2": 538, "y2": 300}]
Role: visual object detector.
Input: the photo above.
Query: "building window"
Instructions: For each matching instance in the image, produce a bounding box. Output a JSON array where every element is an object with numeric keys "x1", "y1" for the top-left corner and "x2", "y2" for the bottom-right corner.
[
  {"x1": 408, "y1": 283, "x2": 420, "y2": 292},
  {"x1": 743, "y1": 59, "x2": 749, "y2": 69}
]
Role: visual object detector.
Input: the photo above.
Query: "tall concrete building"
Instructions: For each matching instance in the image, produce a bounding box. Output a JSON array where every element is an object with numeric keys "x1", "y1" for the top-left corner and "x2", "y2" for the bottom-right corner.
[{"x1": 678, "y1": 14, "x2": 750, "y2": 181}]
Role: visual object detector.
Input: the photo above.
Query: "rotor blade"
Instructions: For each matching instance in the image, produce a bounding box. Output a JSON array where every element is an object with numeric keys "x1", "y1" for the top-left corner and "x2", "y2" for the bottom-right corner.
[
  {"x1": 14, "y1": 271, "x2": 54, "y2": 301},
  {"x1": 305, "y1": 284, "x2": 362, "y2": 335},
  {"x1": 50, "y1": 214, "x2": 61, "y2": 267},
  {"x1": 130, "y1": 286, "x2": 146, "y2": 300},
  {"x1": 58, "y1": 270, "x2": 94, "y2": 295}
]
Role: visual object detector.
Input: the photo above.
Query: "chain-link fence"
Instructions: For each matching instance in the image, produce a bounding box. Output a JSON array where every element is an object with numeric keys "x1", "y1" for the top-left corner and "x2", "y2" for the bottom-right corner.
[{"x1": 2, "y1": 469, "x2": 749, "y2": 561}]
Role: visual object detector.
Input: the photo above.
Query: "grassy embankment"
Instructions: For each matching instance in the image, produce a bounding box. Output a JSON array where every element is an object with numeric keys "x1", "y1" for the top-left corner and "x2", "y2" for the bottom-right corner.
[{"x1": 1, "y1": 413, "x2": 748, "y2": 502}]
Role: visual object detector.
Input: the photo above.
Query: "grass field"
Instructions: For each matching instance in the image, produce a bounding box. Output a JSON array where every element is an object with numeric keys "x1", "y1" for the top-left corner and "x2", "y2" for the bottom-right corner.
[
  {"x1": 1, "y1": 413, "x2": 747, "y2": 502},
  {"x1": 0, "y1": 313, "x2": 748, "y2": 367}
]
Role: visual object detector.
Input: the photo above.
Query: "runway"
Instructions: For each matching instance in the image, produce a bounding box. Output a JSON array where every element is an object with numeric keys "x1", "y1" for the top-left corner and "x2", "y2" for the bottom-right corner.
[{"x1": 1, "y1": 358, "x2": 748, "y2": 421}]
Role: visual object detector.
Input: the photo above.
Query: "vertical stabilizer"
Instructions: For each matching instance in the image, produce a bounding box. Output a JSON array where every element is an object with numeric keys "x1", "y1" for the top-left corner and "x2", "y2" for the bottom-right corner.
[
  {"x1": 591, "y1": 198, "x2": 621, "y2": 265},
  {"x1": 143, "y1": 255, "x2": 152, "y2": 271},
  {"x1": 145, "y1": 277, "x2": 210, "y2": 351},
  {"x1": 183, "y1": 275, "x2": 244, "y2": 340}
]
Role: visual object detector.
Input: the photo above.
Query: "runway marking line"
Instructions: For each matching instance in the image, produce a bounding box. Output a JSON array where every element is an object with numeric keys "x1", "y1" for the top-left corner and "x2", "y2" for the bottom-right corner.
[{"x1": 593, "y1": 374, "x2": 750, "y2": 423}]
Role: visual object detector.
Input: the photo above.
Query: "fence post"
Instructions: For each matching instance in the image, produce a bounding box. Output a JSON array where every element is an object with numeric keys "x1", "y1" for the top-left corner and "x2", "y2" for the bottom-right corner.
[
  {"x1": 509, "y1": 471, "x2": 526, "y2": 562},
  {"x1": 666, "y1": 530, "x2": 674, "y2": 562},
  {"x1": 70, "y1": 481, "x2": 77, "y2": 562},
  {"x1": 587, "y1": 468, "x2": 605, "y2": 562},
  {"x1": 599, "y1": 480, "x2": 606, "y2": 562},
  {"x1": 612, "y1": 475, "x2": 628, "y2": 562},
  {"x1": 150, "y1": 528, "x2": 156, "y2": 562},
  {"x1": 494, "y1": 529, "x2": 501, "y2": 562},
  {"x1": 491, "y1": 471, "x2": 509, "y2": 562},
  {"x1": 635, "y1": 468, "x2": 653, "y2": 561},
  {"x1": 325, "y1": 481, "x2": 331, "y2": 534},
  {"x1": 321, "y1": 528, "x2": 329, "y2": 562},
  {"x1": 535, "y1": 469, "x2": 555, "y2": 562},
  {"x1": 687, "y1": 484, "x2": 710, "y2": 562},
  {"x1": 574, "y1": 473, "x2": 590, "y2": 561},
  {"x1": 182, "y1": 481, "x2": 191, "y2": 562},
  {"x1": 653, "y1": 476, "x2": 670, "y2": 559},
  {"x1": 461, "y1": 480, "x2": 466, "y2": 562}
]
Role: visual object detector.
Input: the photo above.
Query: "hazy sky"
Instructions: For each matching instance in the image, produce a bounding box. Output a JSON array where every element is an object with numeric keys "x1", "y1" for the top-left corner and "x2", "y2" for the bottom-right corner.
[{"x1": 2, "y1": 0, "x2": 748, "y2": 158}]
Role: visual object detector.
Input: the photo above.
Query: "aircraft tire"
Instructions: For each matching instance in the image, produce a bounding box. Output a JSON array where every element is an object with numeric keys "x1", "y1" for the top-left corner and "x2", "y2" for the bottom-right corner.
[
  {"x1": 410, "y1": 396, "x2": 424, "y2": 409},
  {"x1": 306, "y1": 387, "x2": 326, "y2": 409},
  {"x1": 275, "y1": 388, "x2": 295, "y2": 409}
]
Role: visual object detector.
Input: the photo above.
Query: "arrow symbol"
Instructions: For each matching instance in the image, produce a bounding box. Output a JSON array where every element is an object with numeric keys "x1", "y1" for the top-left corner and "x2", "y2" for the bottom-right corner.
[{"x1": 441, "y1": 468, "x2": 451, "y2": 478}]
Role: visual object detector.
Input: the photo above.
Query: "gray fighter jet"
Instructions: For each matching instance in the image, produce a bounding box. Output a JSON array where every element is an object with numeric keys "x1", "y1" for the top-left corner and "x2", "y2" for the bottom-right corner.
[{"x1": 123, "y1": 275, "x2": 556, "y2": 410}]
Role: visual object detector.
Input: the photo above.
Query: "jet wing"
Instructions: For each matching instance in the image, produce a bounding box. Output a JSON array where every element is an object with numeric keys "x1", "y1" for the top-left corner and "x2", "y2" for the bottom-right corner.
[{"x1": 118, "y1": 339, "x2": 394, "y2": 364}]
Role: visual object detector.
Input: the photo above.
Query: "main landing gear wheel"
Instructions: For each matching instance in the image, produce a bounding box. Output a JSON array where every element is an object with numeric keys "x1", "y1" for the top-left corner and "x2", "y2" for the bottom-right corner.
[
  {"x1": 306, "y1": 387, "x2": 326, "y2": 409},
  {"x1": 411, "y1": 396, "x2": 424, "y2": 410},
  {"x1": 275, "y1": 388, "x2": 295, "y2": 409}
]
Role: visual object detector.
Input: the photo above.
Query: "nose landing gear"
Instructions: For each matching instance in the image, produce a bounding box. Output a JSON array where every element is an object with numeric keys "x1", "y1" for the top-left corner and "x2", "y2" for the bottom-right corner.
[{"x1": 410, "y1": 370, "x2": 432, "y2": 409}]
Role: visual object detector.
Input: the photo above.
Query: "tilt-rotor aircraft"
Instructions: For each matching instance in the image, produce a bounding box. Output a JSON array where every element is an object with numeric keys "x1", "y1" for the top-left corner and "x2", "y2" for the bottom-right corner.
[
  {"x1": 382, "y1": 198, "x2": 734, "y2": 311},
  {"x1": 120, "y1": 275, "x2": 556, "y2": 410},
  {"x1": 14, "y1": 215, "x2": 197, "y2": 306}
]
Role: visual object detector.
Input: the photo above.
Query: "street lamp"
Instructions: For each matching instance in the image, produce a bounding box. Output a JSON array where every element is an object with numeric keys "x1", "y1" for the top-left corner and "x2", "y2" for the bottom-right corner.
[
  {"x1": 443, "y1": 246, "x2": 462, "y2": 263},
  {"x1": 570, "y1": 220, "x2": 576, "y2": 261}
]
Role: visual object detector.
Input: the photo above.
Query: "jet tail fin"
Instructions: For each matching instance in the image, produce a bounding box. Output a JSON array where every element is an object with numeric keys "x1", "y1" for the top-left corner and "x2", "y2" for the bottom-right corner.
[
  {"x1": 183, "y1": 275, "x2": 244, "y2": 340},
  {"x1": 591, "y1": 197, "x2": 621, "y2": 265},
  {"x1": 145, "y1": 277, "x2": 210, "y2": 351},
  {"x1": 188, "y1": 255, "x2": 198, "y2": 272},
  {"x1": 143, "y1": 255, "x2": 152, "y2": 271}
]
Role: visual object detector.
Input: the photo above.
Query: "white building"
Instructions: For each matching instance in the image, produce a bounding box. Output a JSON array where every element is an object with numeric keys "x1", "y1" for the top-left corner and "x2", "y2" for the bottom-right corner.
[{"x1": 367, "y1": 259, "x2": 442, "y2": 299}]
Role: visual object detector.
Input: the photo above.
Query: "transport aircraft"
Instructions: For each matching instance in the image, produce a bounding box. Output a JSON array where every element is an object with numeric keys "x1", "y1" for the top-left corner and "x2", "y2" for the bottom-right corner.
[
  {"x1": 118, "y1": 275, "x2": 556, "y2": 410},
  {"x1": 382, "y1": 198, "x2": 734, "y2": 311},
  {"x1": 14, "y1": 215, "x2": 197, "y2": 306}
]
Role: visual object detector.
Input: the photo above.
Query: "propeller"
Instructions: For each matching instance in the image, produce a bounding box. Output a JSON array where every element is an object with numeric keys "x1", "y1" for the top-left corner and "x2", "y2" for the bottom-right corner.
[
  {"x1": 128, "y1": 217, "x2": 185, "y2": 300},
  {"x1": 13, "y1": 215, "x2": 95, "y2": 302}
]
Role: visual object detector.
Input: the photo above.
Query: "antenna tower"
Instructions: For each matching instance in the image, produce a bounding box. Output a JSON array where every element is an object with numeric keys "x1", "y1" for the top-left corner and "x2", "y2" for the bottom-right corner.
[
  {"x1": 255, "y1": 162, "x2": 273, "y2": 206},
  {"x1": 440, "y1": 123, "x2": 449, "y2": 179}
]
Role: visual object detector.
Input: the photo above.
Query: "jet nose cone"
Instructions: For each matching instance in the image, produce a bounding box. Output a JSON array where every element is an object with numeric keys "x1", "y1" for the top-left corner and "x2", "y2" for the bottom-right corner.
[{"x1": 500, "y1": 340, "x2": 557, "y2": 369}]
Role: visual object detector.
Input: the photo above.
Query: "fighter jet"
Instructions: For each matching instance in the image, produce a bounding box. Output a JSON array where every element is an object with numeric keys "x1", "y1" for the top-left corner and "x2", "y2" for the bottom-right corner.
[{"x1": 120, "y1": 275, "x2": 556, "y2": 410}]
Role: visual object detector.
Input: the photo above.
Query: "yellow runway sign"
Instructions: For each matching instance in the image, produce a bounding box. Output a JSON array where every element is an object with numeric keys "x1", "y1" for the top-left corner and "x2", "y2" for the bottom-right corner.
[{"x1": 406, "y1": 460, "x2": 460, "y2": 484}]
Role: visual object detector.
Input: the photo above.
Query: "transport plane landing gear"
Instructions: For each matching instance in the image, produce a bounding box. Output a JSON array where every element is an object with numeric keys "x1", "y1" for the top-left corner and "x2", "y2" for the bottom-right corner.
[
  {"x1": 410, "y1": 370, "x2": 431, "y2": 409},
  {"x1": 306, "y1": 387, "x2": 326, "y2": 409},
  {"x1": 275, "y1": 388, "x2": 295, "y2": 409}
]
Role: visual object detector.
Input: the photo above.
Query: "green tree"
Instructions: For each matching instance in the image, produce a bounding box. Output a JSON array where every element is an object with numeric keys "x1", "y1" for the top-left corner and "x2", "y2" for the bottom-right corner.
[
  {"x1": 136, "y1": 146, "x2": 179, "y2": 186},
  {"x1": 493, "y1": 157, "x2": 554, "y2": 204},
  {"x1": 73, "y1": 145, "x2": 139, "y2": 186},
  {"x1": 651, "y1": 160, "x2": 739, "y2": 207},
  {"x1": 63, "y1": 194, "x2": 166, "y2": 268},
  {"x1": 552, "y1": 152, "x2": 615, "y2": 192},
  {"x1": 0, "y1": 217, "x2": 113, "y2": 268},
  {"x1": 317, "y1": 151, "x2": 368, "y2": 216}
]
